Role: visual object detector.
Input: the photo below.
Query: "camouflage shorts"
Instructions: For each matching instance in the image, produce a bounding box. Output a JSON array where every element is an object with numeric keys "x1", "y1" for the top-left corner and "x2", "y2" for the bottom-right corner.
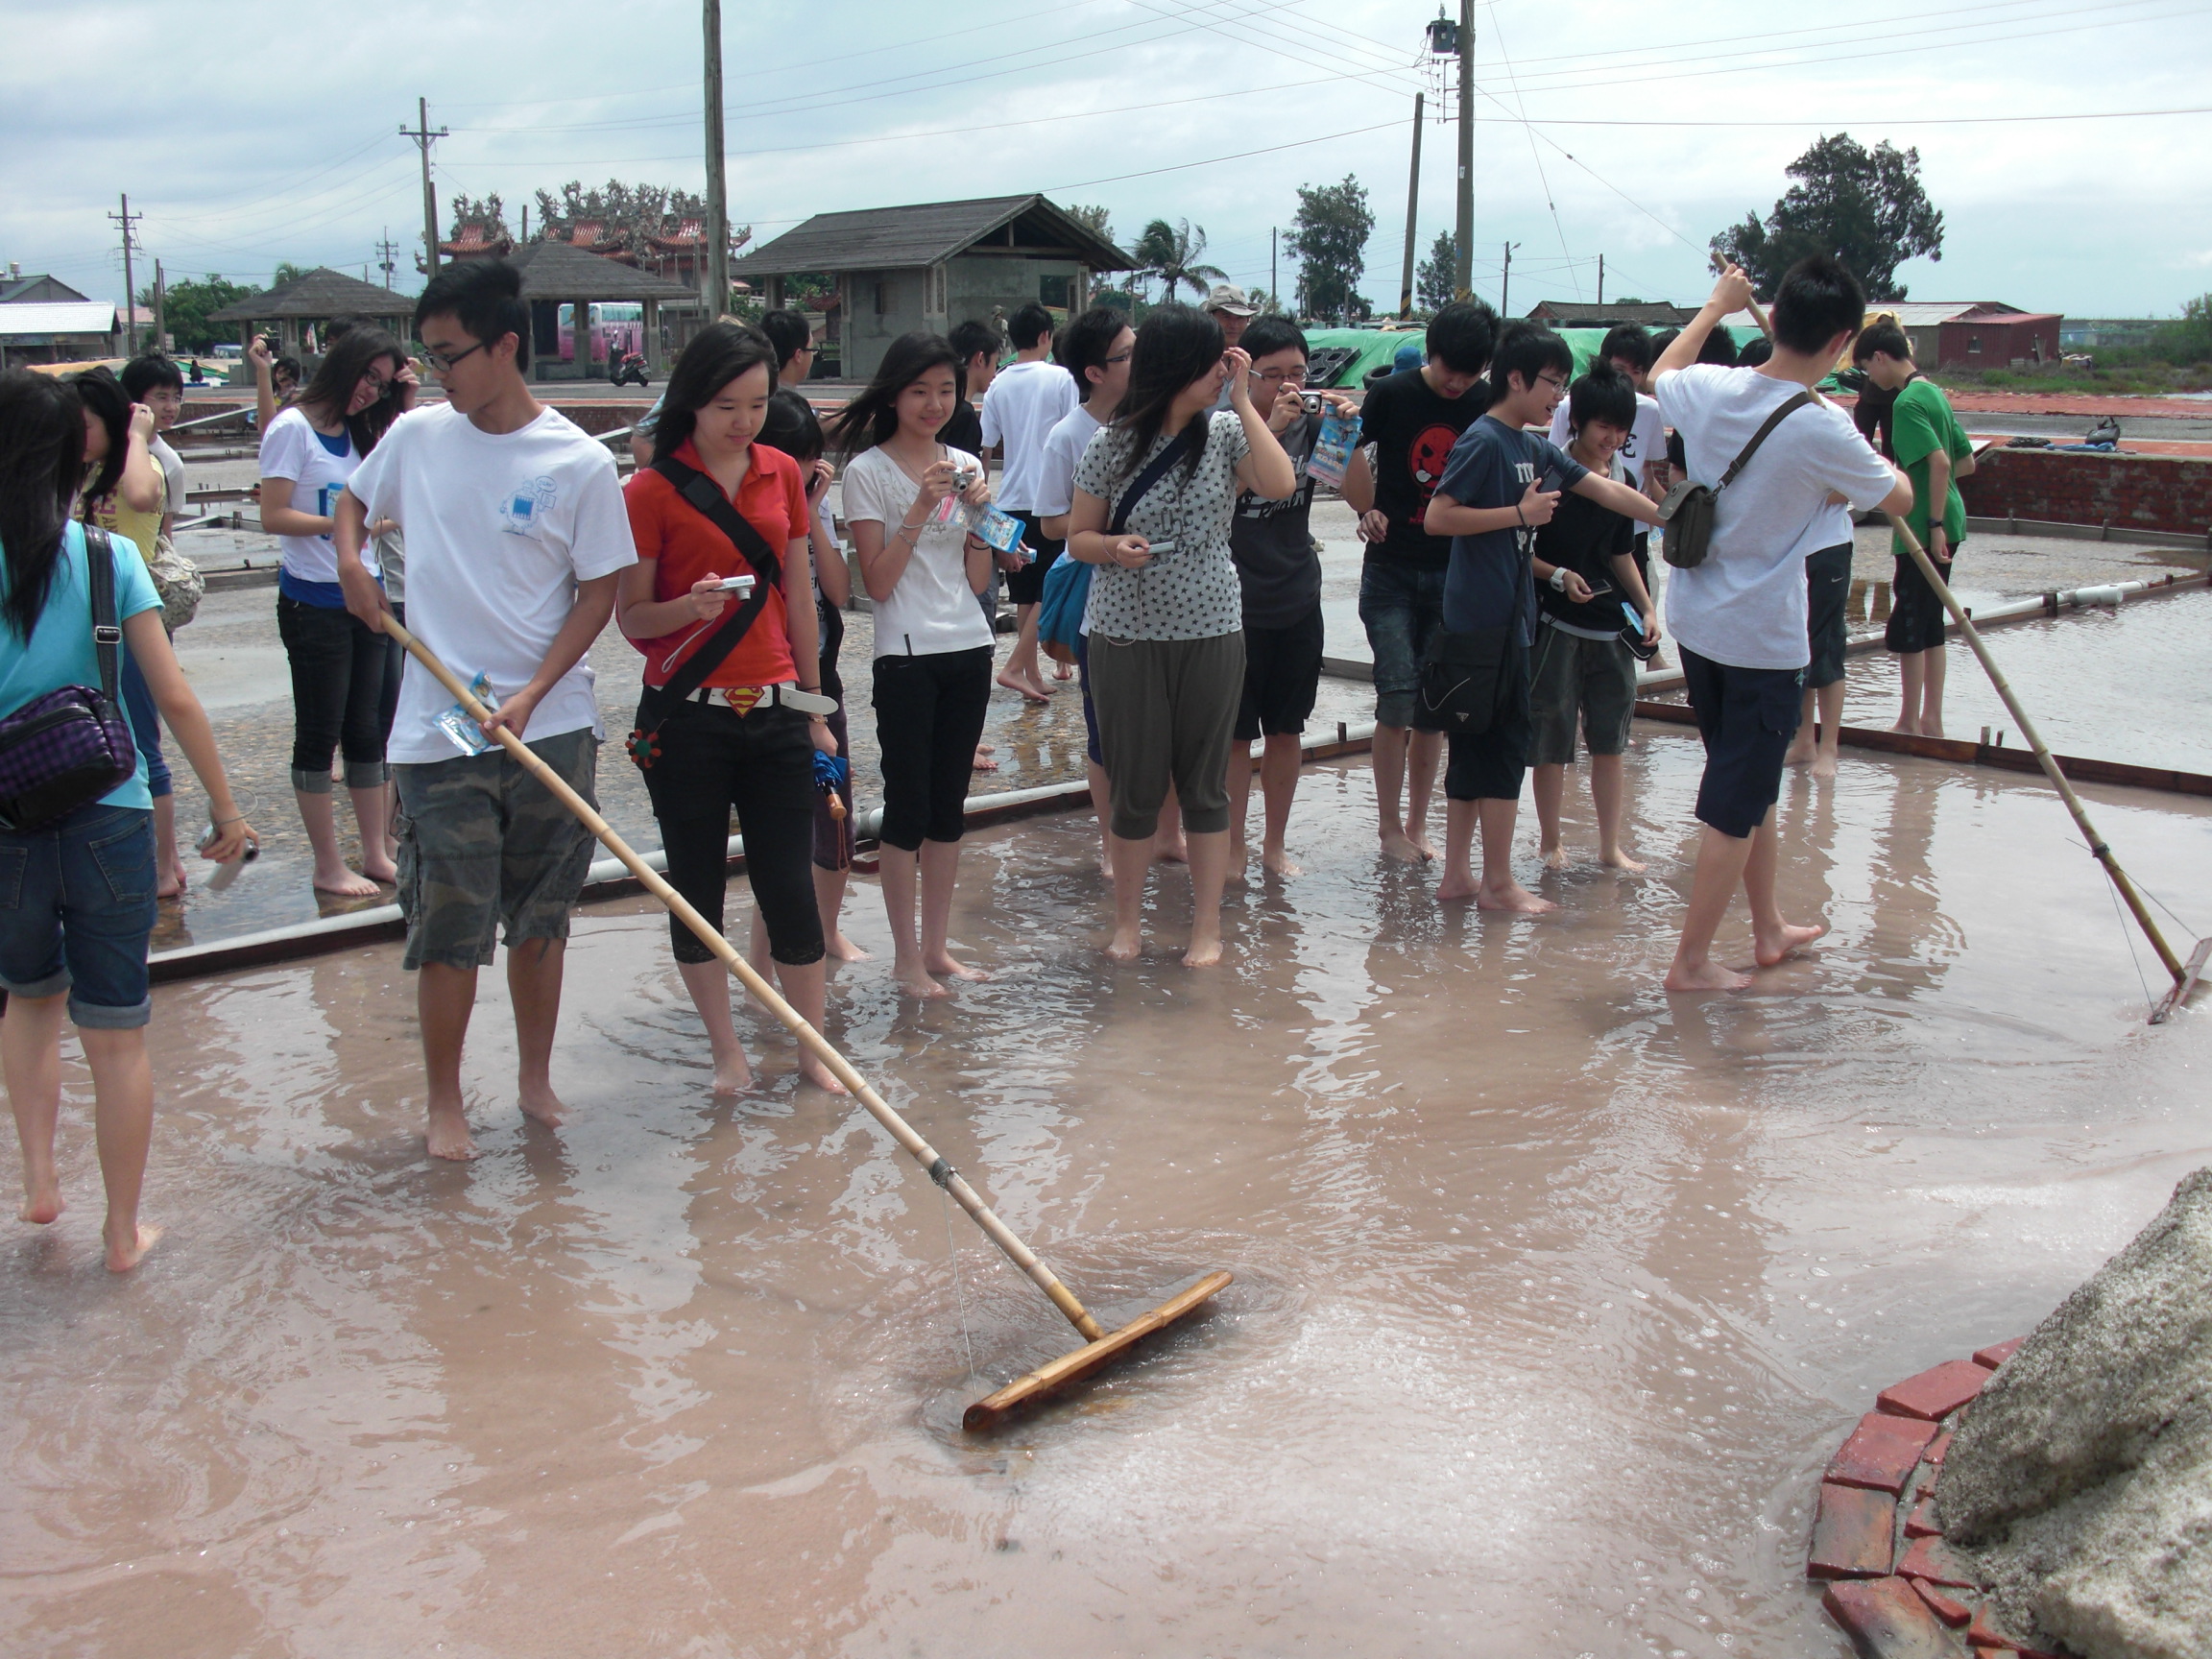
[{"x1": 393, "y1": 728, "x2": 599, "y2": 972}]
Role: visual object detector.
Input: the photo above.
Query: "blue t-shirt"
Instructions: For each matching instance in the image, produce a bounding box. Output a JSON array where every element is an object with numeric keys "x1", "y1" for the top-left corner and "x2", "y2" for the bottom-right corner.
[
  {"x1": 0, "y1": 522, "x2": 164, "y2": 809},
  {"x1": 1437, "y1": 414, "x2": 1588, "y2": 644}
]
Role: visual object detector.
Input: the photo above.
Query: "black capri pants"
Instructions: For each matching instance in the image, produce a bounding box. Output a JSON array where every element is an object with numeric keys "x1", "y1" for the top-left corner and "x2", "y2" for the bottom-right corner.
[
  {"x1": 278, "y1": 594, "x2": 403, "y2": 792},
  {"x1": 636, "y1": 692, "x2": 825, "y2": 967},
  {"x1": 872, "y1": 646, "x2": 993, "y2": 851}
]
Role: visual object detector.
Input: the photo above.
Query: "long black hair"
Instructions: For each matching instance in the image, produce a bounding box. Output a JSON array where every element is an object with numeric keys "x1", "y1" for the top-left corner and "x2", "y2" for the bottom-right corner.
[
  {"x1": 655, "y1": 322, "x2": 779, "y2": 458},
  {"x1": 826, "y1": 331, "x2": 961, "y2": 456},
  {"x1": 1104, "y1": 303, "x2": 1221, "y2": 488},
  {"x1": 296, "y1": 324, "x2": 409, "y2": 454},
  {"x1": 71, "y1": 366, "x2": 132, "y2": 512},
  {"x1": 0, "y1": 370, "x2": 89, "y2": 642},
  {"x1": 758, "y1": 386, "x2": 824, "y2": 465}
]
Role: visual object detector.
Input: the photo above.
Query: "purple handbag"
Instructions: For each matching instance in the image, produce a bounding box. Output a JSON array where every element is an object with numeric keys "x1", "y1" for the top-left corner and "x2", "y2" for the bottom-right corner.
[{"x1": 0, "y1": 527, "x2": 140, "y2": 832}]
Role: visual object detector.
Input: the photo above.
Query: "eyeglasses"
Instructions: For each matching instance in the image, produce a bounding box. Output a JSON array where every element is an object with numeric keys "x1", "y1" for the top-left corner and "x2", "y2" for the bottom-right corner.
[
  {"x1": 1535, "y1": 372, "x2": 1569, "y2": 393},
  {"x1": 1249, "y1": 368, "x2": 1308, "y2": 386},
  {"x1": 1104, "y1": 350, "x2": 1132, "y2": 364},
  {"x1": 421, "y1": 340, "x2": 488, "y2": 373}
]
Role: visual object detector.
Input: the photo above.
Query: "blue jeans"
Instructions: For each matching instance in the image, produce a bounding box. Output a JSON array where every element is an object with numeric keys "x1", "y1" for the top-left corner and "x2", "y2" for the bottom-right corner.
[
  {"x1": 1358, "y1": 557, "x2": 1450, "y2": 729},
  {"x1": 0, "y1": 804, "x2": 157, "y2": 1027},
  {"x1": 120, "y1": 647, "x2": 172, "y2": 798}
]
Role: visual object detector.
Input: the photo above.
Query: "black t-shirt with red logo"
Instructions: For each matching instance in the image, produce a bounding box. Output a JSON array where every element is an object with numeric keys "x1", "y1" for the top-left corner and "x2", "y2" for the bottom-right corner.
[{"x1": 1355, "y1": 367, "x2": 1492, "y2": 572}]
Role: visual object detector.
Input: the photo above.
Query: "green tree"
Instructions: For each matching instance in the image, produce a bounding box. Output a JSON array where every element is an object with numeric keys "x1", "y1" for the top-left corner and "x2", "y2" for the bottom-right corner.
[
  {"x1": 1065, "y1": 203, "x2": 1116, "y2": 246},
  {"x1": 1712, "y1": 133, "x2": 1943, "y2": 301},
  {"x1": 147, "y1": 275, "x2": 255, "y2": 352},
  {"x1": 2145, "y1": 293, "x2": 2212, "y2": 366},
  {"x1": 1133, "y1": 218, "x2": 1226, "y2": 302},
  {"x1": 1286, "y1": 175, "x2": 1375, "y2": 322},
  {"x1": 272, "y1": 261, "x2": 314, "y2": 287},
  {"x1": 1415, "y1": 229, "x2": 1458, "y2": 311}
]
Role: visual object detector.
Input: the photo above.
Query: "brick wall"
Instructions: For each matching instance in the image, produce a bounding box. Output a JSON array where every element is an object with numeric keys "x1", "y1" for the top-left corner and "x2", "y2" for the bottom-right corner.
[{"x1": 1959, "y1": 448, "x2": 2212, "y2": 540}]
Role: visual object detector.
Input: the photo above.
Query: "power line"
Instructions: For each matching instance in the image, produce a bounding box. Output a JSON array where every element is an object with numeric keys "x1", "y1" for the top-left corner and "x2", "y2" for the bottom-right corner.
[{"x1": 1048, "y1": 118, "x2": 1407, "y2": 192}]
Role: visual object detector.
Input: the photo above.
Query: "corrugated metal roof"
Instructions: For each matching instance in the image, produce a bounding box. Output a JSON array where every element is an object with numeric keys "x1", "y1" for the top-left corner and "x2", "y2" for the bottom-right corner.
[
  {"x1": 732, "y1": 195, "x2": 1130, "y2": 276},
  {"x1": 0, "y1": 301, "x2": 118, "y2": 337},
  {"x1": 1870, "y1": 301, "x2": 2022, "y2": 325}
]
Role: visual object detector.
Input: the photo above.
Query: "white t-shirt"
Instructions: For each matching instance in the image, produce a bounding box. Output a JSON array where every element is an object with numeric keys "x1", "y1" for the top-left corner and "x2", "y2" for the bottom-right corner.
[
  {"x1": 839, "y1": 445, "x2": 997, "y2": 660},
  {"x1": 259, "y1": 406, "x2": 375, "y2": 586},
  {"x1": 979, "y1": 359, "x2": 1078, "y2": 512},
  {"x1": 1035, "y1": 404, "x2": 1104, "y2": 519},
  {"x1": 151, "y1": 435, "x2": 187, "y2": 518},
  {"x1": 1653, "y1": 365, "x2": 1895, "y2": 671},
  {"x1": 1549, "y1": 390, "x2": 1665, "y2": 489},
  {"x1": 346, "y1": 402, "x2": 637, "y2": 763}
]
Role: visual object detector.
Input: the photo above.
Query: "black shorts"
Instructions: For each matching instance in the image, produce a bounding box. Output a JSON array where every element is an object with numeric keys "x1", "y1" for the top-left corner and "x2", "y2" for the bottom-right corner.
[
  {"x1": 1234, "y1": 604, "x2": 1325, "y2": 740},
  {"x1": 1003, "y1": 512, "x2": 1065, "y2": 607},
  {"x1": 1886, "y1": 547, "x2": 1954, "y2": 655},
  {"x1": 1442, "y1": 635, "x2": 1532, "y2": 803},
  {"x1": 1804, "y1": 542, "x2": 1854, "y2": 688},
  {"x1": 1680, "y1": 646, "x2": 1802, "y2": 839}
]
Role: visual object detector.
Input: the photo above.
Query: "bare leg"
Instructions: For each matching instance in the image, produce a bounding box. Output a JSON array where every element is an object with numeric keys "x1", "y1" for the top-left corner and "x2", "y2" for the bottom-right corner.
[
  {"x1": 1665, "y1": 826, "x2": 1758, "y2": 992},
  {"x1": 1105, "y1": 830, "x2": 1149, "y2": 960},
  {"x1": 1223, "y1": 740, "x2": 1255, "y2": 872},
  {"x1": 1920, "y1": 643, "x2": 1947, "y2": 738},
  {"x1": 676, "y1": 956, "x2": 754, "y2": 1094},
  {"x1": 1532, "y1": 761, "x2": 1570, "y2": 868},
  {"x1": 1892, "y1": 652, "x2": 1925, "y2": 735},
  {"x1": 1436, "y1": 798, "x2": 1478, "y2": 901},
  {"x1": 1153, "y1": 785, "x2": 1188, "y2": 864},
  {"x1": 767, "y1": 957, "x2": 846, "y2": 1092},
  {"x1": 814, "y1": 864, "x2": 869, "y2": 961},
  {"x1": 1812, "y1": 680, "x2": 1844, "y2": 779},
  {"x1": 998, "y1": 605, "x2": 1052, "y2": 699},
  {"x1": 6, "y1": 991, "x2": 67, "y2": 1223},
  {"x1": 919, "y1": 838, "x2": 987, "y2": 983},
  {"x1": 299, "y1": 789, "x2": 380, "y2": 897},
  {"x1": 1405, "y1": 730, "x2": 1441, "y2": 859},
  {"x1": 81, "y1": 1026, "x2": 158, "y2": 1271},
  {"x1": 1476, "y1": 797, "x2": 1552, "y2": 914},
  {"x1": 1373, "y1": 724, "x2": 1422, "y2": 862},
  {"x1": 1785, "y1": 687, "x2": 1819, "y2": 766},
  {"x1": 152, "y1": 794, "x2": 187, "y2": 898},
  {"x1": 418, "y1": 961, "x2": 479, "y2": 1158},
  {"x1": 1591, "y1": 753, "x2": 1645, "y2": 872},
  {"x1": 877, "y1": 845, "x2": 946, "y2": 998},
  {"x1": 351, "y1": 783, "x2": 397, "y2": 884},
  {"x1": 1183, "y1": 829, "x2": 1231, "y2": 968},
  {"x1": 1087, "y1": 759, "x2": 1112, "y2": 876},
  {"x1": 507, "y1": 938, "x2": 568, "y2": 1127},
  {"x1": 1258, "y1": 733, "x2": 1303, "y2": 877},
  {"x1": 1746, "y1": 806, "x2": 1826, "y2": 966}
]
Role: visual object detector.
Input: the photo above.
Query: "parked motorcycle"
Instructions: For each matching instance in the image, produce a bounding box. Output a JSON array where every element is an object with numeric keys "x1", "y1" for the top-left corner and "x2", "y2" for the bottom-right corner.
[{"x1": 610, "y1": 350, "x2": 649, "y2": 388}]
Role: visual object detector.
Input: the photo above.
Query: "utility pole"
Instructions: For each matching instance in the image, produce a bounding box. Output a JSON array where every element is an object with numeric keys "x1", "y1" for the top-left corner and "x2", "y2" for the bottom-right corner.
[
  {"x1": 1501, "y1": 241, "x2": 1519, "y2": 317},
  {"x1": 154, "y1": 259, "x2": 165, "y2": 353},
  {"x1": 108, "y1": 194, "x2": 142, "y2": 349},
  {"x1": 377, "y1": 229, "x2": 398, "y2": 289},
  {"x1": 401, "y1": 99, "x2": 446, "y2": 277},
  {"x1": 1270, "y1": 227, "x2": 1277, "y2": 313},
  {"x1": 1597, "y1": 253, "x2": 1604, "y2": 308},
  {"x1": 1398, "y1": 92, "x2": 1425, "y2": 319},
  {"x1": 1454, "y1": 0, "x2": 1475, "y2": 301},
  {"x1": 703, "y1": 0, "x2": 730, "y2": 315}
]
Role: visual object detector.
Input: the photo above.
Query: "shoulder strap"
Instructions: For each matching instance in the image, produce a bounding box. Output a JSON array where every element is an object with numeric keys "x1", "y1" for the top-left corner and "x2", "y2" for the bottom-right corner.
[
  {"x1": 83, "y1": 526, "x2": 122, "y2": 703},
  {"x1": 1109, "y1": 425, "x2": 1200, "y2": 535},
  {"x1": 1717, "y1": 390, "x2": 1815, "y2": 492},
  {"x1": 647, "y1": 453, "x2": 785, "y2": 705}
]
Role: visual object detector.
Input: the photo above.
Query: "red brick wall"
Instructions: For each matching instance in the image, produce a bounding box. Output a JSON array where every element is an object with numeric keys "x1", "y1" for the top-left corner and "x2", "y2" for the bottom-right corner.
[
  {"x1": 1959, "y1": 448, "x2": 2212, "y2": 539},
  {"x1": 1939, "y1": 315, "x2": 2061, "y2": 369}
]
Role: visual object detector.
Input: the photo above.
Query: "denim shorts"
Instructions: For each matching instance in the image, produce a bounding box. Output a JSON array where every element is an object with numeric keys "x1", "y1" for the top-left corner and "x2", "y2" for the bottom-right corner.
[
  {"x1": 1358, "y1": 557, "x2": 1450, "y2": 730},
  {"x1": 0, "y1": 803, "x2": 157, "y2": 1028}
]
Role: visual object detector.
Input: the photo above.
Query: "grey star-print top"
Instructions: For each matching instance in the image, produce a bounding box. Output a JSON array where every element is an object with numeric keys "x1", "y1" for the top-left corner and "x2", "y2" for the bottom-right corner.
[{"x1": 1072, "y1": 410, "x2": 1252, "y2": 641}]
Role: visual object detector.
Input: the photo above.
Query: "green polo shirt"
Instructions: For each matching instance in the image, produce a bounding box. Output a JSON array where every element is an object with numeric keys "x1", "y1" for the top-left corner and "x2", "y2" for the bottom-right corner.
[{"x1": 1889, "y1": 376, "x2": 1970, "y2": 557}]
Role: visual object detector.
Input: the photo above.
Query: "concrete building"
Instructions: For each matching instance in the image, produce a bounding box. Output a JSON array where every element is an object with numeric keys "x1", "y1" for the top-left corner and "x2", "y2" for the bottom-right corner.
[
  {"x1": 1865, "y1": 301, "x2": 2062, "y2": 369},
  {"x1": 731, "y1": 195, "x2": 1131, "y2": 381}
]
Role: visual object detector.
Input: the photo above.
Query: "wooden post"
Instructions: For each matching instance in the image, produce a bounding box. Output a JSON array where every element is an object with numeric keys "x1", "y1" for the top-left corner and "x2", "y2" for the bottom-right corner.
[
  {"x1": 1398, "y1": 92, "x2": 1424, "y2": 319},
  {"x1": 1453, "y1": 0, "x2": 1475, "y2": 300},
  {"x1": 703, "y1": 0, "x2": 729, "y2": 317},
  {"x1": 154, "y1": 259, "x2": 165, "y2": 354}
]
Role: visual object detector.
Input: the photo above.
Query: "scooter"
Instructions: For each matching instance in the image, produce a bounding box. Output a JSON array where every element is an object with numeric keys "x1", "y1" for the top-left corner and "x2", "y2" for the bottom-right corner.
[{"x1": 610, "y1": 349, "x2": 649, "y2": 388}]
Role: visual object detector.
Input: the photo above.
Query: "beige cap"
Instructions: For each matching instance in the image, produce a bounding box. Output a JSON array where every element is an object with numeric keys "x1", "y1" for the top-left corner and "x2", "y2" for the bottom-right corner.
[{"x1": 1201, "y1": 282, "x2": 1259, "y2": 318}]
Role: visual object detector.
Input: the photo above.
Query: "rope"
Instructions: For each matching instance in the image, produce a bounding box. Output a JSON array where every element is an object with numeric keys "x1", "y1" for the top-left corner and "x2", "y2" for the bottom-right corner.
[
  {"x1": 2104, "y1": 854, "x2": 2158, "y2": 1019},
  {"x1": 940, "y1": 1184, "x2": 978, "y2": 1389}
]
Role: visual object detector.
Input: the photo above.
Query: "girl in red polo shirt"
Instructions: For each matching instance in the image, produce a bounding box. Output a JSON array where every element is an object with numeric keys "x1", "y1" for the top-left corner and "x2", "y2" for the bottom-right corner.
[{"x1": 619, "y1": 324, "x2": 842, "y2": 1094}]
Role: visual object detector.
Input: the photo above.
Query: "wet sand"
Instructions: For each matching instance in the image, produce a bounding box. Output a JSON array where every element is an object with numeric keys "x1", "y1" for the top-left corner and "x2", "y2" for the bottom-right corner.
[{"x1": 7, "y1": 733, "x2": 2210, "y2": 1656}]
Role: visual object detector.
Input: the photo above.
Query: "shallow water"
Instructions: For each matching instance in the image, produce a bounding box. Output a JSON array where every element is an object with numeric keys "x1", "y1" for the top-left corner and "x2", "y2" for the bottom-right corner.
[{"x1": 7, "y1": 736, "x2": 2211, "y2": 1658}]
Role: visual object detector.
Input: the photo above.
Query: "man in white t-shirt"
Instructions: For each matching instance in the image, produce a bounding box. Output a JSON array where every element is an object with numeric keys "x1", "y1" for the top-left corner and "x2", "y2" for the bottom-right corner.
[
  {"x1": 979, "y1": 301, "x2": 1077, "y2": 700},
  {"x1": 1651, "y1": 258, "x2": 1910, "y2": 994},
  {"x1": 335, "y1": 259, "x2": 636, "y2": 1161}
]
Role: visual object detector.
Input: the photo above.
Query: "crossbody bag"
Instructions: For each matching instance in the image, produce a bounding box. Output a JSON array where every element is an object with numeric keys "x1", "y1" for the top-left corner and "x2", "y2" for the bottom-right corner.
[
  {"x1": 1038, "y1": 425, "x2": 1198, "y2": 664},
  {"x1": 0, "y1": 527, "x2": 140, "y2": 831},
  {"x1": 1657, "y1": 389, "x2": 1815, "y2": 570}
]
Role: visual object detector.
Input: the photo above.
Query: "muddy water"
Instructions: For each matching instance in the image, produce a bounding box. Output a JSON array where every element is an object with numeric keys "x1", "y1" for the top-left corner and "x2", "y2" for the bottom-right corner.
[{"x1": 7, "y1": 737, "x2": 2211, "y2": 1657}]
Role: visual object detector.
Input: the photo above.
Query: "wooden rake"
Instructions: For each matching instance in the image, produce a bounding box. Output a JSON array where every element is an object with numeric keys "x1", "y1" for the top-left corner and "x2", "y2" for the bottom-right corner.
[{"x1": 384, "y1": 615, "x2": 1231, "y2": 1429}]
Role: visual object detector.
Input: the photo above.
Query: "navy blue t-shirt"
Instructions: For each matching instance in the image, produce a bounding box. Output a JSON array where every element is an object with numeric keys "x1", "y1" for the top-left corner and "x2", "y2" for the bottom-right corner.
[{"x1": 1437, "y1": 415, "x2": 1587, "y2": 643}]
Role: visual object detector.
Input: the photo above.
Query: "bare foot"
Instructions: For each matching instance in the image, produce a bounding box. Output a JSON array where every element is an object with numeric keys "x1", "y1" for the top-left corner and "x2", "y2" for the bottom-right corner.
[
  {"x1": 1435, "y1": 871, "x2": 1478, "y2": 902},
  {"x1": 1541, "y1": 843, "x2": 1570, "y2": 871},
  {"x1": 1811, "y1": 752, "x2": 1839, "y2": 781},
  {"x1": 1183, "y1": 935, "x2": 1224, "y2": 969},
  {"x1": 1599, "y1": 849, "x2": 1648, "y2": 874},
  {"x1": 104, "y1": 1222, "x2": 162, "y2": 1273},
  {"x1": 1665, "y1": 957, "x2": 1753, "y2": 993},
  {"x1": 156, "y1": 862, "x2": 188, "y2": 899},
  {"x1": 1753, "y1": 920, "x2": 1827, "y2": 968},
  {"x1": 825, "y1": 931, "x2": 872, "y2": 963},
  {"x1": 1890, "y1": 718, "x2": 1918, "y2": 735},
  {"x1": 996, "y1": 671, "x2": 1049, "y2": 705},
  {"x1": 1476, "y1": 880, "x2": 1555, "y2": 915},
  {"x1": 1103, "y1": 928, "x2": 1142, "y2": 962},
  {"x1": 711, "y1": 1053, "x2": 756, "y2": 1094},
  {"x1": 799, "y1": 1055, "x2": 851, "y2": 1094},
  {"x1": 517, "y1": 1082, "x2": 567, "y2": 1127},
  {"x1": 1052, "y1": 661, "x2": 1074, "y2": 682},
  {"x1": 361, "y1": 854, "x2": 398, "y2": 884},
  {"x1": 1153, "y1": 837, "x2": 1188, "y2": 865},
  {"x1": 1922, "y1": 720, "x2": 1944, "y2": 740},
  {"x1": 1379, "y1": 830, "x2": 1425, "y2": 863},
  {"x1": 19, "y1": 1184, "x2": 63, "y2": 1225},
  {"x1": 971, "y1": 746, "x2": 998, "y2": 774},
  {"x1": 1022, "y1": 668, "x2": 1056, "y2": 700},
  {"x1": 926, "y1": 951, "x2": 990, "y2": 983},
  {"x1": 426, "y1": 1105, "x2": 478, "y2": 1161},
  {"x1": 1261, "y1": 848, "x2": 1303, "y2": 878},
  {"x1": 1784, "y1": 741, "x2": 1815, "y2": 769},
  {"x1": 1408, "y1": 831, "x2": 1438, "y2": 861},
  {"x1": 893, "y1": 964, "x2": 951, "y2": 999},
  {"x1": 314, "y1": 863, "x2": 383, "y2": 899}
]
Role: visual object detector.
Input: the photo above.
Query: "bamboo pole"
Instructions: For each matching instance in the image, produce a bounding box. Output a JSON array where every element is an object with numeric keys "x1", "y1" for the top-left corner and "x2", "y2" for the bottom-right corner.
[
  {"x1": 382, "y1": 615, "x2": 1107, "y2": 1342},
  {"x1": 1886, "y1": 514, "x2": 2184, "y2": 985}
]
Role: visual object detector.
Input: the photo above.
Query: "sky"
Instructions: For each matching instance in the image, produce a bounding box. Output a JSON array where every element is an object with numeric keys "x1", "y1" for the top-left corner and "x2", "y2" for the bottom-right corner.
[{"x1": 6, "y1": 0, "x2": 2209, "y2": 322}]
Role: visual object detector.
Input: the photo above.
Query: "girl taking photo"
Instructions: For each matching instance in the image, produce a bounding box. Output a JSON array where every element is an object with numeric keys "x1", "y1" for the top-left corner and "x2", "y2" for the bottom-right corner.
[
  {"x1": 257, "y1": 325, "x2": 416, "y2": 896},
  {"x1": 1067, "y1": 303, "x2": 1295, "y2": 967},
  {"x1": 1, "y1": 370, "x2": 256, "y2": 1271},
  {"x1": 829, "y1": 332, "x2": 997, "y2": 1000},
  {"x1": 618, "y1": 324, "x2": 843, "y2": 1094}
]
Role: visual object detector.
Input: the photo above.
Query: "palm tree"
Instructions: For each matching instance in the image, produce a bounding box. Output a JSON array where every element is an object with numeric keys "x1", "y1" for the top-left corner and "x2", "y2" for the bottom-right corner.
[{"x1": 1134, "y1": 218, "x2": 1227, "y2": 304}]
